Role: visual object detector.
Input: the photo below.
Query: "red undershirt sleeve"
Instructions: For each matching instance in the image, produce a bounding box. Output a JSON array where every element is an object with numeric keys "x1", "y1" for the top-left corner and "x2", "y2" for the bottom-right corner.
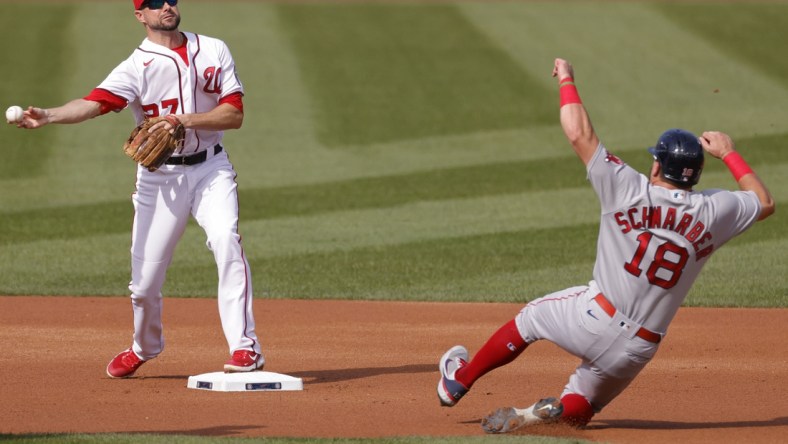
[
  {"x1": 84, "y1": 88, "x2": 128, "y2": 115},
  {"x1": 219, "y1": 92, "x2": 244, "y2": 113}
]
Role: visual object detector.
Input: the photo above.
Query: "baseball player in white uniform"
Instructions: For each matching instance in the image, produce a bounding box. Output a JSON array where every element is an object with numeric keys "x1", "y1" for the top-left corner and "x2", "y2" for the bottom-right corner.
[
  {"x1": 437, "y1": 58, "x2": 775, "y2": 432},
  {"x1": 13, "y1": 0, "x2": 264, "y2": 377}
]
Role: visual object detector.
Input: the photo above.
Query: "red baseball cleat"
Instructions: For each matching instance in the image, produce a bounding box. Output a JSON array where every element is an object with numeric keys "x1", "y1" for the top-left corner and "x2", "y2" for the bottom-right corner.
[
  {"x1": 224, "y1": 349, "x2": 265, "y2": 373},
  {"x1": 106, "y1": 349, "x2": 146, "y2": 378}
]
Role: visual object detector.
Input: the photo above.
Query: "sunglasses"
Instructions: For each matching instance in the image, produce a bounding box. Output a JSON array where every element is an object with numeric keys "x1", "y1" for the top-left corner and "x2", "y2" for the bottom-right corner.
[{"x1": 141, "y1": 0, "x2": 178, "y2": 10}]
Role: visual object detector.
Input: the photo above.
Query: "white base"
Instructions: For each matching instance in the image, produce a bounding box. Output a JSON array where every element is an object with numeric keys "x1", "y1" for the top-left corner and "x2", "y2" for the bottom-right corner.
[{"x1": 187, "y1": 371, "x2": 303, "y2": 392}]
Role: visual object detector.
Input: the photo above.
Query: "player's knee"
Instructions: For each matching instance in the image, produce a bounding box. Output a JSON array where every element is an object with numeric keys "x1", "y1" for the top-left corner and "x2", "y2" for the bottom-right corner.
[
  {"x1": 560, "y1": 393, "x2": 595, "y2": 427},
  {"x1": 129, "y1": 275, "x2": 163, "y2": 298},
  {"x1": 206, "y1": 231, "x2": 243, "y2": 260},
  {"x1": 129, "y1": 286, "x2": 163, "y2": 300},
  {"x1": 130, "y1": 260, "x2": 168, "y2": 298}
]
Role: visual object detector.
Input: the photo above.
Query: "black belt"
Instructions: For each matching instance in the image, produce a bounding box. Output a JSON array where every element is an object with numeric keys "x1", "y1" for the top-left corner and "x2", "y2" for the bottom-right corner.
[{"x1": 165, "y1": 144, "x2": 222, "y2": 166}]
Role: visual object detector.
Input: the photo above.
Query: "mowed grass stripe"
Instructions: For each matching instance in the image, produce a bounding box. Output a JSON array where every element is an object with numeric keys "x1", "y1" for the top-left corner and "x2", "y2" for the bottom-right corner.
[
  {"x1": 1, "y1": 130, "x2": 785, "y2": 246},
  {"x1": 0, "y1": 223, "x2": 597, "y2": 298},
  {"x1": 248, "y1": 224, "x2": 599, "y2": 301},
  {"x1": 238, "y1": 157, "x2": 588, "y2": 219},
  {"x1": 2, "y1": 181, "x2": 785, "y2": 299},
  {"x1": 250, "y1": 233, "x2": 788, "y2": 304},
  {"x1": 3, "y1": 236, "x2": 784, "y2": 304},
  {"x1": 0, "y1": 157, "x2": 588, "y2": 246},
  {"x1": 0, "y1": 4, "x2": 75, "y2": 178},
  {"x1": 690, "y1": 239, "x2": 788, "y2": 308},
  {"x1": 276, "y1": 2, "x2": 553, "y2": 147},
  {"x1": 460, "y1": 1, "x2": 788, "y2": 142},
  {"x1": 8, "y1": 220, "x2": 783, "y2": 304},
  {"x1": 654, "y1": 2, "x2": 788, "y2": 88},
  {"x1": 4, "y1": 172, "x2": 785, "y2": 266},
  {"x1": 0, "y1": 187, "x2": 600, "y2": 274}
]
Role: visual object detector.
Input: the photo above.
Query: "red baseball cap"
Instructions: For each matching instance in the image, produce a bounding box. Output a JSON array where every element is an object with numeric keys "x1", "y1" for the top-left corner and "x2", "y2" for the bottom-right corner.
[{"x1": 133, "y1": 0, "x2": 144, "y2": 9}]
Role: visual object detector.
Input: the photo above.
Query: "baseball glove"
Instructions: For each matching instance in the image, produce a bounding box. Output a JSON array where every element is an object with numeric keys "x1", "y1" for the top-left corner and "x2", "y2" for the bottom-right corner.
[{"x1": 123, "y1": 115, "x2": 185, "y2": 172}]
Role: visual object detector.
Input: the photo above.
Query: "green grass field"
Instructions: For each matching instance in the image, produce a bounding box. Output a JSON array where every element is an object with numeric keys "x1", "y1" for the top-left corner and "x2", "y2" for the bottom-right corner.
[
  {"x1": 1, "y1": 2, "x2": 786, "y2": 443},
  {"x1": 1, "y1": 1, "x2": 785, "y2": 307}
]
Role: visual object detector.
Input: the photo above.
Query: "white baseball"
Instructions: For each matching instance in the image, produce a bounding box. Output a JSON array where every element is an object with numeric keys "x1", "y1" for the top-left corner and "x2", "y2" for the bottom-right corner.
[{"x1": 6, "y1": 105, "x2": 24, "y2": 123}]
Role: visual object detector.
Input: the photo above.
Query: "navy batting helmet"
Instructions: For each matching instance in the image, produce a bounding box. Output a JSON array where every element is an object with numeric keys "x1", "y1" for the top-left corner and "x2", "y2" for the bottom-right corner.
[{"x1": 648, "y1": 129, "x2": 704, "y2": 186}]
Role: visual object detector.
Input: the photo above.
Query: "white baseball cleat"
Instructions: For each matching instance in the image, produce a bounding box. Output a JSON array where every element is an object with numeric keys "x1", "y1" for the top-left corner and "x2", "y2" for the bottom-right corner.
[{"x1": 481, "y1": 397, "x2": 564, "y2": 433}]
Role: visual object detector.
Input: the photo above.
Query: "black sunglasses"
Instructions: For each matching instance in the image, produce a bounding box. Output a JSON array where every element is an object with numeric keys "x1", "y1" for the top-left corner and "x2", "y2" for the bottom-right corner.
[{"x1": 141, "y1": 0, "x2": 178, "y2": 10}]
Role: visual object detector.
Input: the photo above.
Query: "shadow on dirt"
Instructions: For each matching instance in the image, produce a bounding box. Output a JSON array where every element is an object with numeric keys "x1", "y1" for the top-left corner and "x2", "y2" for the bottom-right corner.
[
  {"x1": 290, "y1": 363, "x2": 435, "y2": 383},
  {"x1": 589, "y1": 416, "x2": 788, "y2": 430}
]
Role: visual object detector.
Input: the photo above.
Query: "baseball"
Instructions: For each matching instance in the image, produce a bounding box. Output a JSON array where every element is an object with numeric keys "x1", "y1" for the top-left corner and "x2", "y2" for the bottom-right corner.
[{"x1": 6, "y1": 105, "x2": 24, "y2": 123}]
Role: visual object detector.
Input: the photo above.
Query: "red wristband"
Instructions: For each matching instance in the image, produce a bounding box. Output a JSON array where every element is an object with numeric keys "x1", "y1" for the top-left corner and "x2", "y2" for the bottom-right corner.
[
  {"x1": 722, "y1": 151, "x2": 754, "y2": 181},
  {"x1": 559, "y1": 77, "x2": 582, "y2": 107}
]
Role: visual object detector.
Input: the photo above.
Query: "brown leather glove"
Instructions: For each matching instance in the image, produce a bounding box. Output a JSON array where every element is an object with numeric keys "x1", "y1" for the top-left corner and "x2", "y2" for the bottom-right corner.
[{"x1": 123, "y1": 115, "x2": 185, "y2": 172}]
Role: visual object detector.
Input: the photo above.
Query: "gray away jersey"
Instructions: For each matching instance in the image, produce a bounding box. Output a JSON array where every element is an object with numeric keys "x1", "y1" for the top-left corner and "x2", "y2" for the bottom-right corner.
[{"x1": 586, "y1": 143, "x2": 761, "y2": 334}]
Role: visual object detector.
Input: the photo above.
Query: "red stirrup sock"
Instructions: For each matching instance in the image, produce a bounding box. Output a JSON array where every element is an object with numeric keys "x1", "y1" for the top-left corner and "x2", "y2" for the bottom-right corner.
[
  {"x1": 454, "y1": 319, "x2": 527, "y2": 388},
  {"x1": 560, "y1": 393, "x2": 595, "y2": 427}
]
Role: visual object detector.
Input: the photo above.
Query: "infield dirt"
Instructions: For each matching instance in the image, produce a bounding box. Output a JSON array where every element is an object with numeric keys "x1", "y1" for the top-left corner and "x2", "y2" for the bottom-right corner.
[{"x1": 1, "y1": 296, "x2": 786, "y2": 443}]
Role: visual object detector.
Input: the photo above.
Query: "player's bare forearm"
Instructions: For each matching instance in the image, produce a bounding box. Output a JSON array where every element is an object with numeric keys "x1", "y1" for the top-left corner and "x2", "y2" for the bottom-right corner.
[
  {"x1": 700, "y1": 131, "x2": 775, "y2": 220},
  {"x1": 174, "y1": 103, "x2": 243, "y2": 131},
  {"x1": 560, "y1": 104, "x2": 599, "y2": 166},
  {"x1": 18, "y1": 99, "x2": 101, "y2": 129},
  {"x1": 553, "y1": 58, "x2": 599, "y2": 166},
  {"x1": 738, "y1": 173, "x2": 775, "y2": 220}
]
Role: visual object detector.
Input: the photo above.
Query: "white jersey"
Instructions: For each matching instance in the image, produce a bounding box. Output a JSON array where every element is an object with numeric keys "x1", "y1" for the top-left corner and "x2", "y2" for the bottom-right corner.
[
  {"x1": 96, "y1": 32, "x2": 243, "y2": 156},
  {"x1": 587, "y1": 143, "x2": 761, "y2": 333}
]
